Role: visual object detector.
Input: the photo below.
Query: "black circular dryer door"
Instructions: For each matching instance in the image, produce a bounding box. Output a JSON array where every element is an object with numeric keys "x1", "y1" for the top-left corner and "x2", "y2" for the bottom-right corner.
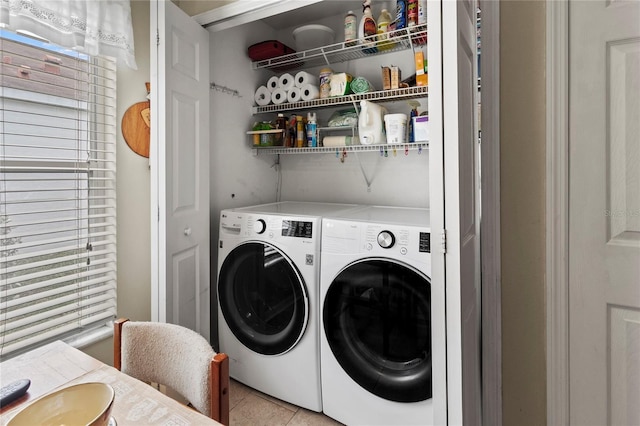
[
  {"x1": 218, "y1": 242, "x2": 308, "y2": 356},
  {"x1": 323, "y1": 258, "x2": 432, "y2": 402}
]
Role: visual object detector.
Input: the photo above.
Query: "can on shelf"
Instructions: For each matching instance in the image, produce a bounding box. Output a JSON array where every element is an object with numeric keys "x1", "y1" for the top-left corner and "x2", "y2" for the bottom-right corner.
[
  {"x1": 319, "y1": 67, "x2": 333, "y2": 99},
  {"x1": 296, "y1": 115, "x2": 305, "y2": 147}
]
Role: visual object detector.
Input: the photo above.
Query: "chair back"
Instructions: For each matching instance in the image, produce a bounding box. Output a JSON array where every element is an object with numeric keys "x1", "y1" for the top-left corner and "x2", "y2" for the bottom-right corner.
[{"x1": 114, "y1": 319, "x2": 229, "y2": 424}]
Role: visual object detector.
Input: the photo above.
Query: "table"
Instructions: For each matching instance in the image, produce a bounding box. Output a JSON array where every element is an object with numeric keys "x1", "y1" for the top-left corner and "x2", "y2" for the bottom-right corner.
[{"x1": 0, "y1": 341, "x2": 221, "y2": 425}]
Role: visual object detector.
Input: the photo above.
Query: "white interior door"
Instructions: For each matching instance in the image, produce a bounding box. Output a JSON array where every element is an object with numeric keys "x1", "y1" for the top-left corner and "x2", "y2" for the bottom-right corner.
[
  {"x1": 150, "y1": 0, "x2": 210, "y2": 340},
  {"x1": 441, "y1": 0, "x2": 482, "y2": 424},
  {"x1": 569, "y1": 1, "x2": 640, "y2": 424}
]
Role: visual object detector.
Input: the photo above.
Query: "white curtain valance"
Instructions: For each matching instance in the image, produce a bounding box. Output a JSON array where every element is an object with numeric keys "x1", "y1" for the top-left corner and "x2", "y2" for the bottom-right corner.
[{"x1": 0, "y1": 0, "x2": 137, "y2": 69}]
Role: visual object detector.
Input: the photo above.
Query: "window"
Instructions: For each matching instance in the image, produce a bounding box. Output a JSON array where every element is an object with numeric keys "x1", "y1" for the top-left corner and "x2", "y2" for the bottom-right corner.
[{"x1": 0, "y1": 30, "x2": 117, "y2": 358}]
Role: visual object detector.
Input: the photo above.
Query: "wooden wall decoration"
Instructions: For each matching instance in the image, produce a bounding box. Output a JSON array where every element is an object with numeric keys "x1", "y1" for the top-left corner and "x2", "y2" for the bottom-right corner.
[{"x1": 122, "y1": 83, "x2": 151, "y2": 158}]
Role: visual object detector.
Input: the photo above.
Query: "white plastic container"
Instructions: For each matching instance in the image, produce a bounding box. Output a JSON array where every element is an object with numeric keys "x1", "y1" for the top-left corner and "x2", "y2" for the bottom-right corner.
[
  {"x1": 384, "y1": 113, "x2": 408, "y2": 144},
  {"x1": 292, "y1": 25, "x2": 335, "y2": 51},
  {"x1": 359, "y1": 100, "x2": 386, "y2": 145}
]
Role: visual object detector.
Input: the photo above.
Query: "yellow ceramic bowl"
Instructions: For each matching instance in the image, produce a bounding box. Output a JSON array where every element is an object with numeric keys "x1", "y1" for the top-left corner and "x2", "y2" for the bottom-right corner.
[{"x1": 7, "y1": 382, "x2": 115, "y2": 426}]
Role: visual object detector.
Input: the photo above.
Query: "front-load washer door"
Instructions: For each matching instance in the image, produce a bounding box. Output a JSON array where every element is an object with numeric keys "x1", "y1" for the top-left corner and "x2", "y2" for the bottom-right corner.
[
  {"x1": 323, "y1": 258, "x2": 432, "y2": 402},
  {"x1": 219, "y1": 242, "x2": 309, "y2": 356}
]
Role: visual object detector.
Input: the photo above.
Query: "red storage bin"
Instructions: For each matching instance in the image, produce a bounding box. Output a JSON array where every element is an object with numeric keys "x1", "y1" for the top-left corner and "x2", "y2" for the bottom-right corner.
[{"x1": 247, "y1": 40, "x2": 296, "y2": 61}]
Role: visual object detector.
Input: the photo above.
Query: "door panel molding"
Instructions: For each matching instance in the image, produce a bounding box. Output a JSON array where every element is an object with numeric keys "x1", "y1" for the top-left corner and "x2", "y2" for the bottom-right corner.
[
  {"x1": 608, "y1": 305, "x2": 640, "y2": 425},
  {"x1": 546, "y1": 1, "x2": 570, "y2": 424},
  {"x1": 606, "y1": 38, "x2": 640, "y2": 246}
]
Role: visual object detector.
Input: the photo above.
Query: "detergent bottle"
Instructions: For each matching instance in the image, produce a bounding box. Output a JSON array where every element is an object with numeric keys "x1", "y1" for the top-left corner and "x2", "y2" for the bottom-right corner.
[
  {"x1": 376, "y1": 9, "x2": 394, "y2": 50},
  {"x1": 394, "y1": 0, "x2": 408, "y2": 33},
  {"x1": 345, "y1": 10, "x2": 357, "y2": 46},
  {"x1": 359, "y1": 100, "x2": 387, "y2": 145}
]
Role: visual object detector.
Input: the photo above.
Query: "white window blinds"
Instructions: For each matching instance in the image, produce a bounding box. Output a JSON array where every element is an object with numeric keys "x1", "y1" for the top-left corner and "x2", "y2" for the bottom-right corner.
[{"x1": 0, "y1": 30, "x2": 117, "y2": 358}]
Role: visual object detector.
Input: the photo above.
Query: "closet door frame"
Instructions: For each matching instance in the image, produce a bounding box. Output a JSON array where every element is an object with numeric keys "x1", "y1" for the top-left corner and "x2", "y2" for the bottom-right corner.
[{"x1": 479, "y1": 1, "x2": 502, "y2": 425}]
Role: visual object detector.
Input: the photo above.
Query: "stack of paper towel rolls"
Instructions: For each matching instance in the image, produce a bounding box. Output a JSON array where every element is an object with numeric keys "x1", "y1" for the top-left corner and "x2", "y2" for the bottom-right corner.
[{"x1": 254, "y1": 70, "x2": 320, "y2": 106}]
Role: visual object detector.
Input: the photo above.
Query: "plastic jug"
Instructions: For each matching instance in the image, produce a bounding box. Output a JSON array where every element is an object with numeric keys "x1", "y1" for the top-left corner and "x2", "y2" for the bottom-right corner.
[
  {"x1": 376, "y1": 9, "x2": 394, "y2": 50},
  {"x1": 359, "y1": 100, "x2": 387, "y2": 145}
]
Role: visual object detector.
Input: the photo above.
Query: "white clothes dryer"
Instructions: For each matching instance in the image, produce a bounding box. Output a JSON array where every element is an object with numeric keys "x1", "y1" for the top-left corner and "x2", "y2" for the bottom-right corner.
[
  {"x1": 320, "y1": 206, "x2": 445, "y2": 425},
  {"x1": 217, "y1": 201, "x2": 360, "y2": 412}
]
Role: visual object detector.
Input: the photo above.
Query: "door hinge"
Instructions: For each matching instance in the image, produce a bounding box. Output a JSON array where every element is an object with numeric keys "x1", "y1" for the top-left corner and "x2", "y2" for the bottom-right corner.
[
  {"x1": 441, "y1": 230, "x2": 447, "y2": 254},
  {"x1": 156, "y1": 29, "x2": 160, "y2": 46},
  {"x1": 157, "y1": 206, "x2": 160, "y2": 221}
]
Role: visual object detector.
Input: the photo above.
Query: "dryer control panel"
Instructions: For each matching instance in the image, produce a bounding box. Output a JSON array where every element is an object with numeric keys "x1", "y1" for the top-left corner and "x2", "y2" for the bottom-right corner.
[{"x1": 323, "y1": 219, "x2": 431, "y2": 263}]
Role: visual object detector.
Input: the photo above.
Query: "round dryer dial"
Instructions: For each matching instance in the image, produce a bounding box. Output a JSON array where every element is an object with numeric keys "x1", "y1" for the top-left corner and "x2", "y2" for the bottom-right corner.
[
  {"x1": 254, "y1": 219, "x2": 267, "y2": 234},
  {"x1": 377, "y1": 230, "x2": 395, "y2": 248}
]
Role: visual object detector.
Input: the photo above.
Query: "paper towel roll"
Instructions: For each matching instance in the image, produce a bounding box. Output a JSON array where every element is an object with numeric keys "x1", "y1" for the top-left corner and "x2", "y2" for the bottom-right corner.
[
  {"x1": 287, "y1": 87, "x2": 302, "y2": 103},
  {"x1": 271, "y1": 88, "x2": 287, "y2": 105},
  {"x1": 323, "y1": 135, "x2": 358, "y2": 148},
  {"x1": 278, "y1": 73, "x2": 294, "y2": 91},
  {"x1": 266, "y1": 75, "x2": 279, "y2": 91},
  {"x1": 294, "y1": 71, "x2": 315, "y2": 88},
  {"x1": 254, "y1": 85, "x2": 271, "y2": 106},
  {"x1": 301, "y1": 84, "x2": 320, "y2": 101}
]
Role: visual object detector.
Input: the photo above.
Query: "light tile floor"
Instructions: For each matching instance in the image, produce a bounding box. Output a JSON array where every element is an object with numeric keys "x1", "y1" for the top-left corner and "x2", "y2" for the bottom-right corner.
[{"x1": 229, "y1": 379, "x2": 343, "y2": 426}]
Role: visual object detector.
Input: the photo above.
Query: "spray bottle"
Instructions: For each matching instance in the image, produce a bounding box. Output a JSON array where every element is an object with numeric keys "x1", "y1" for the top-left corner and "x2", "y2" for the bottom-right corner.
[
  {"x1": 307, "y1": 112, "x2": 317, "y2": 147},
  {"x1": 408, "y1": 101, "x2": 420, "y2": 143},
  {"x1": 358, "y1": 0, "x2": 377, "y2": 54}
]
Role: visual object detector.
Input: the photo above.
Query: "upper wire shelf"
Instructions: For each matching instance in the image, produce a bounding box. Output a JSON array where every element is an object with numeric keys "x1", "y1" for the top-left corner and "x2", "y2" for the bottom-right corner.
[{"x1": 251, "y1": 24, "x2": 428, "y2": 71}]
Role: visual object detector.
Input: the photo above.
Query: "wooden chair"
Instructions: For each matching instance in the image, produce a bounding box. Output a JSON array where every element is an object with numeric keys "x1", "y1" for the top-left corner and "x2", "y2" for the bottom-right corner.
[{"x1": 114, "y1": 318, "x2": 229, "y2": 425}]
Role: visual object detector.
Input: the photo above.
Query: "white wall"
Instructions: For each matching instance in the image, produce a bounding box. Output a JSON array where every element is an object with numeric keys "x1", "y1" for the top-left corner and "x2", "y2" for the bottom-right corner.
[{"x1": 83, "y1": 0, "x2": 151, "y2": 365}]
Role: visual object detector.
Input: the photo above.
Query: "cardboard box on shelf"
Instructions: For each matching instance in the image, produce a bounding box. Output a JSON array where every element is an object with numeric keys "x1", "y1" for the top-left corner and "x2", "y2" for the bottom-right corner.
[
  {"x1": 381, "y1": 66, "x2": 391, "y2": 90},
  {"x1": 390, "y1": 66, "x2": 401, "y2": 89},
  {"x1": 413, "y1": 115, "x2": 429, "y2": 141},
  {"x1": 415, "y1": 51, "x2": 427, "y2": 87}
]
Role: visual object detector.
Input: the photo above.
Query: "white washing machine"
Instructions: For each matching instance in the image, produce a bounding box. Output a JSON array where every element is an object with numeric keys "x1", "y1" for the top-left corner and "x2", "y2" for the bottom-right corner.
[
  {"x1": 217, "y1": 201, "x2": 360, "y2": 412},
  {"x1": 320, "y1": 206, "x2": 445, "y2": 425}
]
